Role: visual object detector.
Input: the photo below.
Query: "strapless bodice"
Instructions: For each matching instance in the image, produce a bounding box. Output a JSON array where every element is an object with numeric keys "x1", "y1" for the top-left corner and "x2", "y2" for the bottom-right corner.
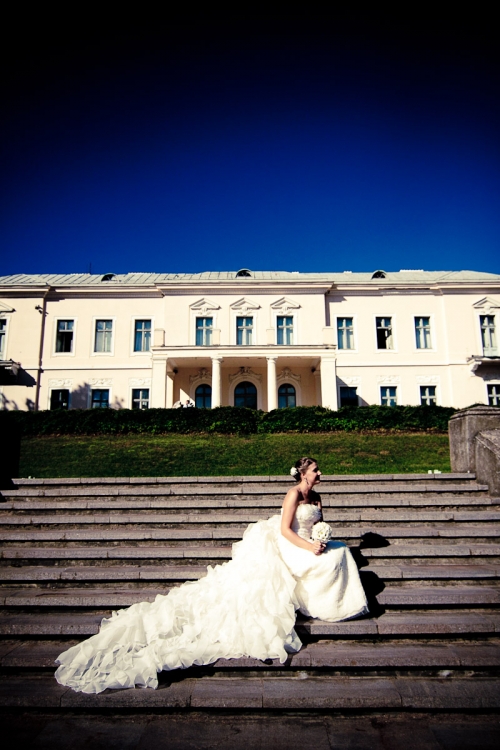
[{"x1": 290, "y1": 503, "x2": 321, "y2": 541}]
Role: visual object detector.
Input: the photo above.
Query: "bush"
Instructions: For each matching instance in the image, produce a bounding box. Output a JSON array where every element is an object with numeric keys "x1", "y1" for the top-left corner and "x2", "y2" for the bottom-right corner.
[
  {"x1": 0, "y1": 404, "x2": 456, "y2": 437},
  {"x1": 259, "y1": 404, "x2": 455, "y2": 432}
]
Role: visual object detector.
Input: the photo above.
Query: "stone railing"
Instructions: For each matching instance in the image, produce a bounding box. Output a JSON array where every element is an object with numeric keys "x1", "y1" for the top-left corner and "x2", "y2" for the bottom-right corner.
[{"x1": 449, "y1": 405, "x2": 500, "y2": 496}]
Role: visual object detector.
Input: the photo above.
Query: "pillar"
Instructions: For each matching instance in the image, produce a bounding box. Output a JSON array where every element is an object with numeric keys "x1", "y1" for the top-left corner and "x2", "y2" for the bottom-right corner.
[
  {"x1": 320, "y1": 355, "x2": 338, "y2": 410},
  {"x1": 211, "y1": 356, "x2": 223, "y2": 407},
  {"x1": 267, "y1": 356, "x2": 278, "y2": 411},
  {"x1": 166, "y1": 369, "x2": 175, "y2": 408},
  {"x1": 151, "y1": 358, "x2": 167, "y2": 408},
  {"x1": 314, "y1": 368, "x2": 322, "y2": 406}
]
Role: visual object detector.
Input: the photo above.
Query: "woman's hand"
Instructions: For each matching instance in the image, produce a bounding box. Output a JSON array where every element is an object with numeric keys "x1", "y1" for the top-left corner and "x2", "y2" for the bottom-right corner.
[{"x1": 311, "y1": 541, "x2": 326, "y2": 556}]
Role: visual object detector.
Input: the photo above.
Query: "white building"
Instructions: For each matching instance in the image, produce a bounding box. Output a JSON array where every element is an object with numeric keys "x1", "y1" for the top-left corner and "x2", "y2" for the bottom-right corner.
[{"x1": 0, "y1": 269, "x2": 499, "y2": 412}]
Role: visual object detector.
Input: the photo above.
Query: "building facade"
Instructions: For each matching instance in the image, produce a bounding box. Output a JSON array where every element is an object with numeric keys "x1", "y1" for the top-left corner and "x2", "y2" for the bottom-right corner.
[{"x1": 0, "y1": 269, "x2": 499, "y2": 412}]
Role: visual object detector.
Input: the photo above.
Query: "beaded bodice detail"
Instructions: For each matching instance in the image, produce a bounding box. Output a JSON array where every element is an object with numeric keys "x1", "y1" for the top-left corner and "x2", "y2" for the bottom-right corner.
[{"x1": 291, "y1": 503, "x2": 321, "y2": 541}]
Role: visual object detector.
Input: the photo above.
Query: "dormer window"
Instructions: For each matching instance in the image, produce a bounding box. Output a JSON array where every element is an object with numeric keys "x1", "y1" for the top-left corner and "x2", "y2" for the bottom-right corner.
[
  {"x1": 101, "y1": 273, "x2": 116, "y2": 282},
  {"x1": 371, "y1": 270, "x2": 386, "y2": 279},
  {"x1": 236, "y1": 269, "x2": 252, "y2": 278}
]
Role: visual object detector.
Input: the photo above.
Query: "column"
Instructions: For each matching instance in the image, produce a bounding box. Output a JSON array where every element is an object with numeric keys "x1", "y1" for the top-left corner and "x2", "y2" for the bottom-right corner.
[
  {"x1": 166, "y1": 369, "x2": 175, "y2": 408},
  {"x1": 313, "y1": 368, "x2": 322, "y2": 406},
  {"x1": 267, "y1": 356, "x2": 278, "y2": 411},
  {"x1": 320, "y1": 355, "x2": 338, "y2": 410},
  {"x1": 211, "y1": 356, "x2": 223, "y2": 407},
  {"x1": 151, "y1": 358, "x2": 167, "y2": 408}
]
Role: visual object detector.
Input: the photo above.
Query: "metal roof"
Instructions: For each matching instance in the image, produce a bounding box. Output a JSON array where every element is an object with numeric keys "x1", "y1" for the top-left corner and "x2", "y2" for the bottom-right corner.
[{"x1": 0, "y1": 270, "x2": 499, "y2": 286}]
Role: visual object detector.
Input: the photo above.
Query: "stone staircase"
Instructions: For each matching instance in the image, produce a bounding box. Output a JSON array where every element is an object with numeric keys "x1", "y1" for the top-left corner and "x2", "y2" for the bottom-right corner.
[{"x1": 0, "y1": 473, "x2": 499, "y2": 714}]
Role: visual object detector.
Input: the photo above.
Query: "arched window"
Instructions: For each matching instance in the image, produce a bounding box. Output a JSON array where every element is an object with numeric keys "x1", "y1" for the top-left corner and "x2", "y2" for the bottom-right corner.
[
  {"x1": 195, "y1": 384, "x2": 212, "y2": 408},
  {"x1": 234, "y1": 381, "x2": 257, "y2": 408},
  {"x1": 278, "y1": 383, "x2": 296, "y2": 408}
]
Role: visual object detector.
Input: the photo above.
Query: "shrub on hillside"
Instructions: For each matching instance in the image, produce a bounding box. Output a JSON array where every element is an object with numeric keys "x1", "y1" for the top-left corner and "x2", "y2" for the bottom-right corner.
[
  {"x1": 0, "y1": 406, "x2": 259, "y2": 436},
  {"x1": 259, "y1": 404, "x2": 455, "y2": 432},
  {"x1": 1, "y1": 404, "x2": 456, "y2": 436}
]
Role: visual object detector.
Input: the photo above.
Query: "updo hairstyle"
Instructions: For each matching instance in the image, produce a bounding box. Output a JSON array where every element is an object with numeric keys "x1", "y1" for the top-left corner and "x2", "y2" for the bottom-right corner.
[{"x1": 290, "y1": 456, "x2": 317, "y2": 482}]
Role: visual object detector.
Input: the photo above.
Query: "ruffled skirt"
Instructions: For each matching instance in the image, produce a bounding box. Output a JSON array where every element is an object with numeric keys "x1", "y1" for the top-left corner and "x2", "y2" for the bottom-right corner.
[{"x1": 55, "y1": 515, "x2": 368, "y2": 694}]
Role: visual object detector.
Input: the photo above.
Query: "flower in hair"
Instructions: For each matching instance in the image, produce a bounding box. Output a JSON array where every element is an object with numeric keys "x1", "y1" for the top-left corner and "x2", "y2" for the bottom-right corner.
[{"x1": 290, "y1": 467, "x2": 298, "y2": 477}]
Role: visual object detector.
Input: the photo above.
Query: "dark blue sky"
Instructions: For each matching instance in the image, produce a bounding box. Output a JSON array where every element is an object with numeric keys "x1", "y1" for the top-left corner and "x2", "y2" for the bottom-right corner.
[{"x1": 1, "y1": 15, "x2": 499, "y2": 276}]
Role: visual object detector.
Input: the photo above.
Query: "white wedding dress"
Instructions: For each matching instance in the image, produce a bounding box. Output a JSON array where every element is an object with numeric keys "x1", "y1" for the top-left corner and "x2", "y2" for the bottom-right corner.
[{"x1": 55, "y1": 503, "x2": 368, "y2": 694}]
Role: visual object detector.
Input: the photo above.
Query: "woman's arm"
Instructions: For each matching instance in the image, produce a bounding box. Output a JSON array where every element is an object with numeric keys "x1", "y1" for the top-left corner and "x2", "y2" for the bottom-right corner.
[{"x1": 281, "y1": 489, "x2": 325, "y2": 555}]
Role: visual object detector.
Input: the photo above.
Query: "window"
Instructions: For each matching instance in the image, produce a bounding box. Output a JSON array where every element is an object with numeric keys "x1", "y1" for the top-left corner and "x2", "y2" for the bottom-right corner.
[
  {"x1": 94, "y1": 320, "x2": 113, "y2": 353},
  {"x1": 56, "y1": 320, "x2": 74, "y2": 353},
  {"x1": 195, "y1": 384, "x2": 212, "y2": 408},
  {"x1": 234, "y1": 381, "x2": 257, "y2": 408},
  {"x1": 339, "y1": 386, "x2": 358, "y2": 407},
  {"x1": 91, "y1": 389, "x2": 109, "y2": 408},
  {"x1": 277, "y1": 316, "x2": 293, "y2": 345},
  {"x1": 0, "y1": 319, "x2": 6, "y2": 357},
  {"x1": 134, "y1": 320, "x2": 151, "y2": 352},
  {"x1": 236, "y1": 317, "x2": 253, "y2": 345},
  {"x1": 415, "y1": 317, "x2": 432, "y2": 349},
  {"x1": 380, "y1": 386, "x2": 397, "y2": 406},
  {"x1": 196, "y1": 317, "x2": 213, "y2": 346},
  {"x1": 132, "y1": 388, "x2": 149, "y2": 409},
  {"x1": 50, "y1": 389, "x2": 69, "y2": 410},
  {"x1": 420, "y1": 385, "x2": 437, "y2": 405},
  {"x1": 480, "y1": 316, "x2": 497, "y2": 356},
  {"x1": 488, "y1": 384, "x2": 500, "y2": 406},
  {"x1": 376, "y1": 317, "x2": 393, "y2": 349},
  {"x1": 278, "y1": 383, "x2": 296, "y2": 408},
  {"x1": 337, "y1": 318, "x2": 354, "y2": 350}
]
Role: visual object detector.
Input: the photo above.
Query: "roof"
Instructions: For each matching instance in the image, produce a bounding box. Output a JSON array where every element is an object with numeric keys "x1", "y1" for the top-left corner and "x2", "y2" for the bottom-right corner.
[{"x1": 0, "y1": 270, "x2": 499, "y2": 287}]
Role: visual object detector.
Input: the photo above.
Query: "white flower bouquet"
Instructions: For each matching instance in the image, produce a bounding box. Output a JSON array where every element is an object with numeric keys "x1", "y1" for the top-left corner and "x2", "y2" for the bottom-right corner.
[{"x1": 311, "y1": 521, "x2": 332, "y2": 543}]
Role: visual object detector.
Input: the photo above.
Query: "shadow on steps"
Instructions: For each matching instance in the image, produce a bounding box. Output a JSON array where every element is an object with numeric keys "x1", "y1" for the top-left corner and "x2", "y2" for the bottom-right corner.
[{"x1": 351, "y1": 532, "x2": 389, "y2": 618}]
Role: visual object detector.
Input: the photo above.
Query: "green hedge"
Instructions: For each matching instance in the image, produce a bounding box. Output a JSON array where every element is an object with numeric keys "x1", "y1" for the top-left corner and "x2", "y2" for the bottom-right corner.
[{"x1": 0, "y1": 404, "x2": 456, "y2": 436}]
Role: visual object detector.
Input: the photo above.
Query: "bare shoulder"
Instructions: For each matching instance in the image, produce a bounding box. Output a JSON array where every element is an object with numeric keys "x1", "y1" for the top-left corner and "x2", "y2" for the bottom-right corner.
[{"x1": 283, "y1": 486, "x2": 300, "y2": 507}]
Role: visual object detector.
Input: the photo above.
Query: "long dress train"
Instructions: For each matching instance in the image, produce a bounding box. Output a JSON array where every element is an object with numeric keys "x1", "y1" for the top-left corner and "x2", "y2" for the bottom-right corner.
[{"x1": 55, "y1": 503, "x2": 368, "y2": 694}]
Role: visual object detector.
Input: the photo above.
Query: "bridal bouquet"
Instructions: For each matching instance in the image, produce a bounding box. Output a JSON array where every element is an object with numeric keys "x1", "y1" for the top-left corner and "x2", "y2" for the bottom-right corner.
[{"x1": 311, "y1": 521, "x2": 332, "y2": 543}]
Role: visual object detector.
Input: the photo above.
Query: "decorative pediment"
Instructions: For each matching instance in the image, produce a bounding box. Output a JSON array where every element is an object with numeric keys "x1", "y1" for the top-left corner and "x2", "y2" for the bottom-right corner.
[
  {"x1": 129, "y1": 378, "x2": 151, "y2": 387},
  {"x1": 88, "y1": 378, "x2": 112, "y2": 387},
  {"x1": 228, "y1": 366, "x2": 262, "y2": 384},
  {"x1": 190, "y1": 298, "x2": 220, "y2": 316},
  {"x1": 271, "y1": 297, "x2": 301, "y2": 313},
  {"x1": 48, "y1": 378, "x2": 73, "y2": 388},
  {"x1": 230, "y1": 297, "x2": 260, "y2": 314},
  {"x1": 189, "y1": 367, "x2": 212, "y2": 385},
  {"x1": 277, "y1": 367, "x2": 301, "y2": 385},
  {"x1": 377, "y1": 375, "x2": 401, "y2": 384},
  {"x1": 0, "y1": 302, "x2": 15, "y2": 313},
  {"x1": 473, "y1": 297, "x2": 500, "y2": 313}
]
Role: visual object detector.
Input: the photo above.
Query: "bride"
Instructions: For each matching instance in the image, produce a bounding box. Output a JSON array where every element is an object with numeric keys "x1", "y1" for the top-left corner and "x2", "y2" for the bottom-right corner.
[{"x1": 55, "y1": 457, "x2": 368, "y2": 694}]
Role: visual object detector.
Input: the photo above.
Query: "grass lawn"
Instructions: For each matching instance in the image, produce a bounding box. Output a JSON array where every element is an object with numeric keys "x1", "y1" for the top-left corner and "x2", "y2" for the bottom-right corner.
[{"x1": 19, "y1": 432, "x2": 451, "y2": 477}]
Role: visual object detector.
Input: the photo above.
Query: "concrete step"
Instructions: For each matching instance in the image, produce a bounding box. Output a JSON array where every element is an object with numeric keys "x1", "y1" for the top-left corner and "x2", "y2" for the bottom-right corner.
[
  {"x1": 11, "y1": 472, "x2": 481, "y2": 487},
  {"x1": 0, "y1": 508, "x2": 500, "y2": 532},
  {"x1": 3, "y1": 484, "x2": 490, "y2": 499},
  {"x1": 1, "y1": 712, "x2": 499, "y2": 748},
  {"x1": 2, "y1": 610, "x2": 499, "y2": 638},
  {"x1": 0, "y1": 673, "x2": 499, "y2": 710},
  {"x1": 0, "y1": 504, "x2": 500, "y2": 524},
  {"x1": 2, "y1": 544, "x2": 499, "y2": 564},
  {"x1": 0, "y1": 584, "x2": 498, "y2": 608},
  {"x1": 0, "y1": 545, "x2": 233, "y2": 560},
  {"x1": 2, "y1": 639, "x2": 499, "y2": 670},
  {"x1": 0, "y1": 563, "x2": 499, "y2": 582},
  {"x1": 2, "y1": 490, "x2": 500, "y2": 511},
  {"x1": 0, "y1": 520, "x2": 500, "y2": 546}
]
